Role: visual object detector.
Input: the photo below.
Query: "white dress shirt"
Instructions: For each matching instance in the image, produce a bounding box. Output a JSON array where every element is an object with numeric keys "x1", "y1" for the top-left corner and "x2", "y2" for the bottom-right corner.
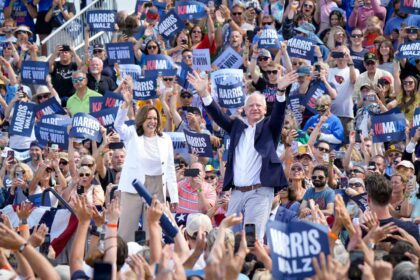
[{"x1": 202, "y1": 94, "x2": 285, "y2": 187}]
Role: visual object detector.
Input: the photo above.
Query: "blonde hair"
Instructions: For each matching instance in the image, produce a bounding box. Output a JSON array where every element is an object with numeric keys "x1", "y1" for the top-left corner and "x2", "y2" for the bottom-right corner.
[
  {"x1": 326, "y1": 26, "x2": 347, "y2": 50},
  {"x1": 10, "y1": 163, "x2": 33, "y2": 182}
]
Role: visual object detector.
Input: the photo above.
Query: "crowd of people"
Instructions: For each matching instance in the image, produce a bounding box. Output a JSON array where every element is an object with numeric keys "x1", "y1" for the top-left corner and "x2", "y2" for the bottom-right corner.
[{"x1": 0, "y1": 0, "x2": 417, "y2": 279}]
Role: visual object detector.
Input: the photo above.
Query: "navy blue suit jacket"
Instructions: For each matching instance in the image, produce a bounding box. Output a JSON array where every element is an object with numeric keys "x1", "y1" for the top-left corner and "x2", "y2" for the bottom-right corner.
[{"x1": 204, "y1": 97, "x2": 288, "y2": 192}]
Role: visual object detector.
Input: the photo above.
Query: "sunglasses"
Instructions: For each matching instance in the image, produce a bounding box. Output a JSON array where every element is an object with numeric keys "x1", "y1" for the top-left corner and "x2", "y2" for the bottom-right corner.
[
  {"x1": 365, "y1": 61, "x2": 376, "y2": 66},
  {"x1": 147, "y1": 45, "x2": 158, "y2": 50},
  {"x1": 312, "y1": 175, "x2": 325, "y2": 180},
  {"x1": 93, "y1": 49, "x2": 104, "y2": 54},
  {"x1": 81, "y1": 163, "x2": 95, "y2": 168},
  {"x1": 37, "y1": 93, "x2": 50, "y2": 100},
  {"x1": 349, "y1": 183, "x2": 363, "y2": 188},
  {"x1": 258, "y1": 56, "x2": 269, "y2": 62},
  {"x1": 262, "y1": 22, "x2": 273, "y2": 26},
  {"x1": 72, "y1": 77, "x2": 85, "y2": 83},
  {"x1": 79, "y1": 173, "x2": 91, "y2": 177},
  {"x1": 291, "y1": 167, "x2": 303, "y2": 172},
  {"x1": 232, "y1": 12, "x2": 242, "y2": 16},
  {"x1": 388, "y1": 153, "x2": 400, "y2": 157},
  {"x1": 266, "y1": 70, "x2": 278, "y2": 75},
  {"x1": 183, "y1": 55, "x2": 192, "y2": 59},
  {"x1": 351, "y1": 34, "x2": 363, "y2": 38},
  {"x1": 318, "y1": 147, "x2": 329, "y2": 153},
  {"x1": 205, "y1": 175, "x2": 216, "y2": 180},
  {"x1": 192, "y1": 30, "x2": 202, "y2": 34},
  {"x1": 59, "y1": 160, "x2": 68, "y2": 165},
  {"x1": 303, "y1": 3, "x2": 314, "y2": 8},
  {"x1": 403, "y1": 81, "x2": 414, "y2": 85},
  {"x1": 181, "y1": 94, "x2": 192, "y2": 99},
  {"x1": 350, "y1": 169, "x2": 364, "y2": 174},
  {"x1": 163, "y1": 77, "x2": 174, "y2": 82},
  {"x1": 316, "y1": 105, "x2": 329, "y2": 111},
  {"x1": 15, "y1": 170, "x2": 26, "y2": 174},
  {"x1": 292, "y1": 61, "x2": 303, "y2": 66}
]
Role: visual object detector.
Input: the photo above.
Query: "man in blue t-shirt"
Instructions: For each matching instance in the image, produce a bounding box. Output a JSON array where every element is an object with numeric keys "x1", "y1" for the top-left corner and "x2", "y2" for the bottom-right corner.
[{"x1": 299, "y1": 165, "x2": 335, "y2": 218}]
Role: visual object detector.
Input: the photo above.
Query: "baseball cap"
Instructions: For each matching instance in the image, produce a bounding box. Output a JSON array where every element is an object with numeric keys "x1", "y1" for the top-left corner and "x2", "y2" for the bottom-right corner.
[
  {"x1": 185, "y1": 213, "x2": 212, "y2": 237},
  {"x1": 14, "y1": 25, "x2": 33, "y2": 37},
  {"x1": 294, "y1": 23, "x2": 316, "y2": 34},
  {"x1": 30, "y1": 140, "x2": 42, "y2": 149},
  {"x1": 385, "y1": 144, "x2": 403, "y2": 156},
  {"x1": 360, "y1": 82, "x2": 372, "y2": 90},
  {"x1": 364, "y1": 52, "x2": 377, "y2": 62},
  {"x1": 258, "y1": 49, "x2": 271, "y2": 58},
  {"x1": 379, "y1": 76, "x2": 392, "y2": 84},
  {"x1": 59, "y1": 152, "x2": 69, "y2": 162},
  {"x1": 297, "y1": 66, "x2": 311, "y2": 76},
  {"x1": 180, "y1": 90, "x2": 193, "y2": 98},
  {"x1": 296, "y1": 145, "x2": 313, "y2": 159},
  {"x1": 205, "y1": 164, "x2": 215, "y2": 172},
  {"x1": 396, "y1": 160, "x2": 415, "y2": 170},
  {"x1": 146, "y1": 7, "x2": 159, "y2": 22},
  {"x1": 93, "y1": 43, "x2": 105, "y2": 50}
]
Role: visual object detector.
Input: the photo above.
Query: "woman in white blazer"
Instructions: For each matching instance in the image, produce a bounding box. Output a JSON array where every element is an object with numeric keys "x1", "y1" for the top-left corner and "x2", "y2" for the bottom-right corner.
[{"x1": 114, "y1": 89, "x2": 178, "y2": 242}]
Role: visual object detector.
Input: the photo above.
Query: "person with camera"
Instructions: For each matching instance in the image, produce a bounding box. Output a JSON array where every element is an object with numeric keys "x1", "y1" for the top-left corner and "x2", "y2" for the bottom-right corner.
[{"x1": 177, "y1": 162, "x2": 217, "y2": 214}]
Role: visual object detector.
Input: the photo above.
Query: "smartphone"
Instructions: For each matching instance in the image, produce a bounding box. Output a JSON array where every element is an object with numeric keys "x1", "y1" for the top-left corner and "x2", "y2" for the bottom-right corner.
[
  {"x1": 245, "y1": 224, "x2": 256, "y2": 248},
  {"x1": 144, "y1": 2, "x2": 153, "y2": 8},
  {"x1": 135, "y1": 230, "x2": 146, "y2": 245},
  {"x1": 16, "y1": 171, "x2": 23, "y2": 180},
  {"x1": 348, "y1": 250, "x2": 364, "y2": 280},
  {"x1": 39, "y1": 234, "x2": 50, "y2": 255},
  {"x1": 93, "y1": 261, "x2": 113, "y2": 280},
  {"x1": 77, "y1": 185, "x2": 84, "y2": 195},
  {"x1": 406, "y1": 28, "x2": 418, "y2": 34},
  {"x1": 368, "y1": 161, "x2": 376, "y2": 171},
  {"x1": 322, "y1": 153, "x2": 329, "y2": 162},
  {"x1": 331, "y1": 52, "x2": 345, "y2": 58},
  {"x1": 234, "y1": 234, "x2": 241, "y2": 253},
  {"x1": 7, "y1": 150, "x2": 14, "y2": 160},
  {"x1": 50, "y1": 144, "x2": 59, "y2": 152},
  {"x1": 340, "y1": 176, "x2": 349, "y2": 189},
  {"x1": 181, "y1": 39, "x2": 187, "y2": 45},
  {"x1": 184, "y1": 168, "x2": 200, "y2": 177},
  {"x1": 110, "y1": 185, "x2": 118, "y2": 201},
  {"x1": 315, "y1": 64, "x2": 321, "y2": 72},
  {"x1": 246, "y1": 30, "x2": 254, "y2": 42},
  {"x1": 366, "y1": 95, "x2": 376, "y2": 102},
  {"x1": 61, "y1": 45, "x2": 70, "y2": 52},
  {"x1": 108, "y1": 142, "x2": 125, "y2": 150}
]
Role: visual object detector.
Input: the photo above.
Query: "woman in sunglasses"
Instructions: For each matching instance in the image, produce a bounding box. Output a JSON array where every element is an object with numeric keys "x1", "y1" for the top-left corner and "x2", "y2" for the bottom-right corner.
[
  {"x1": 65, "y1": 166, "x2": 104, "y2": 206},
  {"x1": 167, "y1": 30, "x2": 191, "y2": 63},
  {"x1": 4, "y1": 163, "x2": 33, "y2": 206},
  {"x1": 134, "y1": 38, "x2": 165, "y2": 67},
  {"x1": 188, "y1": 7, "x2": 216, "y2": 55},
  {"x1": 287, "y1": 162, "x2": 308, "y2": 202},
  {"x1": 395, "y1": 76, "x2": 419, "y2": 126}
]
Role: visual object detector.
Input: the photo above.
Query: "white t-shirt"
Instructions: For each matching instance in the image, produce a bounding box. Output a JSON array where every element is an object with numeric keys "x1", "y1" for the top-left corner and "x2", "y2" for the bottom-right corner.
[
  {"x1": 142, "y1": 135, "x2": 162, "y2": 176},
  {"x1": 328, "y1": 66, "x2": 359, "y2": 118}
]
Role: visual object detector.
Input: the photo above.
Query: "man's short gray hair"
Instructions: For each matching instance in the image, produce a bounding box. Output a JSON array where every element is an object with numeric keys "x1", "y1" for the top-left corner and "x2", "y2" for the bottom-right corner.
[{"x1": 245, "y1": 91, "x2": 266, "y2": 108}]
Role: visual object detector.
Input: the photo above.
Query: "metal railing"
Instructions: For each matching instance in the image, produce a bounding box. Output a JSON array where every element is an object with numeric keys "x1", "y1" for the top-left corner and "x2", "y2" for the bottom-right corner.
[
  {"x1": 42, "y1": 187, "x2": 75, "y2": 215},
  {"x1": 41, "y1": 0, "x2": 117, "y2": 58}
]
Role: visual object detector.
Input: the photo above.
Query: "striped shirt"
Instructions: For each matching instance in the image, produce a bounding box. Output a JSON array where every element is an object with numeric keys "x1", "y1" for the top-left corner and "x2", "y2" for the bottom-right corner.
[{"x1": 177, "y1": 179, "x2": 217, "y2": 214}]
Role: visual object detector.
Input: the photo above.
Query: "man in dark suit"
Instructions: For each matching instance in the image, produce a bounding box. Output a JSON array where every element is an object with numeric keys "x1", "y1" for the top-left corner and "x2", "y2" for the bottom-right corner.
[{"x1": 188, "y1": 70, "x2": 298, "y2": 240}]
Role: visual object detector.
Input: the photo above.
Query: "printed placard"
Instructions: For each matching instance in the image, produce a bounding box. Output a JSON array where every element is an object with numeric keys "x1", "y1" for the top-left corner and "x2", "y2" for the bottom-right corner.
[
  {"x1": 89, "y1": 96, "x2": 104, "y2": 113},
  {"x1": 211, "y1": 69, "x2": 244, "y2": 108},
  {"x1": 192, "y1": 48, "x2": 211, "y2": 71},
  {"x1": 288, "y1": 95, "x2": 303, "y2": 126},
  {"x1": 176, "y1": 61, "x2": 193, "y2": 89},
  {"x1": 40, "y1": 114, "x2": 72, "y2": 127},
  {"x1": 102, "y1": 91, "x2": 124, "y2": 108},
  {"x1": 267, "y1": 220, "x2": 330, "y2": 280},
  {"x1": 397, "y1": 40, "x2": 420, "y2": 59},
  {"x1": 91, "y1": 108, "x2": 118, "y2": 130},
  {"x1": 222, "y1": 135, "x2": 230, "y2": 161},
  {"x1": 69, "y1": 113, "x2": 102, "y2": 142},
  {"x1": 143, "y1": 54, "x2": 176, "y2": 78},
  {"x1": 21, "y1": 61, "x2": 48, "y2": 85},
  {"x1": 400, "y1": 0, "x2": 420, "y2": 14},
  {"x1": 183, "y1": 129, "x2": 212, "y2": 157},
  {"x1": 9, "y1": 102, "x2": 36, "y2": 137},
  {"x1": 87, "y1": 10, "x2": 116, "y2": 32},
  {"x1": 35, "y1": 97, "x2": 66, "y2": 120},
  {"x1": 371, "y1": 113, "x2": 406, "y2": 143},
  {"x1": 167, "y1": 132, "x2": 189, "y2": 159},
  {"x1": 158, "y1": 9, "x2": 185, "y2": 39},
  {"x1": 287, "y1": 36, "x2": 314, "y2": 61},
  {"x1": 302, "y1": 80, "x2": 329, "y2": 114},
  {"x1": 212, "y1": 46, "x2": 243, "y2": 69},
  {"x1": 35, "y1": 122, "x2": 69, "y2": 150},
  {"x1": 106, "y1": 42, "x2": 135, "y2": 65},
  {"x1": 132, "y1": 77, "x2": 157, "y2": 100},
  {"x1": 411, "y1": 107, "x2": 420, "y2": 137},
  {"x1": 175, "y1": 1, "x2": 207, "y2": 20},
  {"x1": 258, "y1": 27, "x2": 280, "y2": 49}
]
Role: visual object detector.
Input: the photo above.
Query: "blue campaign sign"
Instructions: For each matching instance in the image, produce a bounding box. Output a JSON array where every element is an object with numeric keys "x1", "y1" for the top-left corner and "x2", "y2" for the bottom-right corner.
[
  {"x1": 196, "y1": 0, "x2": 222, "y2": 8},
  {"x1": 176, "y1": 61, "x2": 193, "y2": 89},
  {"x1": 302, "y1": 80, "x2": 329, "y2": 114},
  {"x1": 175, "y1": 1, "x2": 207, "y2": 20},
  {"x1": 40, "y1": 114, "x2": 72, "y2": 127},
  {"x1": 183, "y1": 129, "x2": 213, "y2": 157},
  {"x1": 397, "y1": 40, "x2": 420, "y2": 59},
  {"x1": 69, "y1": 113, "x2": 102, "y2": 142},
  {"x1": 9, "y1": 102, "x2": 36, "y2": 137},
  {"x1": 133, "y1": 26, "x2": 145, "y2": 40},
  {"x1": 411, "y1": 107, "x2": 420, "y2": 137},
  {"x1": 288, "y1": 94, "x2": 303, "y2": 126},
  {"x1": 35, "y1": 122, "x2": 69, "y2": 150},
  {"x1": 267, "y1": 220, "x2": 330, "y2": 280},
  {"x1": 158, "y1": 9, "x2": 185, "y2": 40},
  {"x1": 106, "y1": 42, "x2": 135, "y2": 65},
  {"x1": 400, "y1": 0, "x2": 420, "y2": 15},
  {"x1": 258, "y1": 27, "x2": 280, "y2": 49},
  {"x1": 144, "y1": 54, "x2": 176, "y2": 78},
  {"x1": 287, "y1": 36, "x2": 314, "y2": 61},
  {"x1": 35, "y1": 97, "x2": 66, "y2": 120},
  {"x1": 350, "y1": 192, "x2": 369, "y2": 212},
  {"x1": 217, "y1": 82, "x2": 244, "y2": 108},
  {"x1": 90, "y1": 96, "x2": 104, "y2": 113},
  {"x1": 135, "y1": 0, "x2": 151, "y2": 13},
  {"x1": 102, "y1": 91, "x2": 124, "y2": 108},
  {"x1": 372, "y1": 113, "x2": 406, "y2": 143},
  {"x1": 222, "y1": 135, "x2": 230, "y2": 161},
  {"x1": 87, "y1": 10, "x2": 116, "y2": 32},
  {"x1": 91, "y1": 108, "x2": 118, "y2": 130},
  {"x1": 133, "y1": 77, "x2": 157, "y2": 100},
  {"x1": 21, "y1": 61, "x2": 48, "y2": 85}
]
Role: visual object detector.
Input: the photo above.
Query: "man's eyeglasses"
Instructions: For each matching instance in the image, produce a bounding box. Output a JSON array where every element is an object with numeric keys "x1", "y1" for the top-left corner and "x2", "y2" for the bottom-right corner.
[
  {"x1": 351, "y1": 34, "x2": 363, "y2": 38},
  {"x1": 79, "y1": 173, "x2": 91, "y2": 178},
  {"x1": 365, "y1": 61, "x2": 376, "y2": 66},
  {"x1": 258, "y1": 56, "x2": 269, "y2": 62},
  {"x1": 205, "y1": 175, "x2": 216, "y2": 180},
  {"x1": 81, "y1": 163, "x2": 95, "y2": 168},
  {"x1": 312, "y1": 175, "x2": 325, "y2": 180},
  {"x1": 232, "y1": 12, "x2": 242, "y2": 16},
  {"x1": 181, "y1": 94, "x2": 192, "y2": 99},
  {"x1": 318, "y1": 147, "x2": 329, "y2": 153},
  {"x1": 93, "y1": 49, "x2": 104, "y2": 54},
  {"x1": 349, "y1": 183, "x2": 363, "y2": 188},
  {"x1": 163, "y1": 78, "x2": 174, "y2": 82},
  {"x1": 72, "y1": 77, "x2": 85, "y2": 84},
  {"x1": 266, "y1": 70, "x2": 278, "y2": 75},
  {"x1": 262, "y1": 22, "x2": 273, "y2": 26},
  {"x1": 350, "y1": 169, "x2": 364, "y2": 174},
  {"x1": 59, "y1": 160, "x2": 69, "y2": 165},
  {"x1": 37, "y1": 93, "x2": 50, "y2": 100}
]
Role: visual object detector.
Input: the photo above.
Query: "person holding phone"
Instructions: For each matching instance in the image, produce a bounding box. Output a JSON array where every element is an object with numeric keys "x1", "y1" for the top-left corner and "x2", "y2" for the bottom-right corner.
[
  {"x1": 348, "y1": 0, "x2": 386, "y2": 31},
  {"x1": 115, "y1": 86, "x2": 178, "y2": 242},
  {"x1": 177, "y1": 162, "x2": 217, "y2": 214}
]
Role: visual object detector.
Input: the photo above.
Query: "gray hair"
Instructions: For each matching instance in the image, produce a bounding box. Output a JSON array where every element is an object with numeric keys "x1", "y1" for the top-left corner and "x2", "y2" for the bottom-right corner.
[
  {"x1": 245, "y1": 91, "x2": 266, "y2": 108},
  {"x1": 392, "y1": 261, "x2": 420, "y2": 280}
]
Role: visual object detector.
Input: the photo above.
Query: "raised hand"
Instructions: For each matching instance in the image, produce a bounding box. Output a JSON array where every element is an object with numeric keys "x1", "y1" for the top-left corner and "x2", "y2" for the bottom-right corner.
[
  {"x1": 16, "y1": 201, "x2": 34, "y2": 221},
  {"x1": 277, "y1": 70, "x2": 298, "y2": 90},
  {"x1": 72, "y1": 195, "x2": 92, "y2": 223},
  {"x1": 187, "y1": 71, "x2": 209, "y2": 98},
  {"x1": 147, "y1": 195, "x2": 163, "y2": 225},
  {"x1": 28, "y1": 224, "x2": 49, "y2": 248}
]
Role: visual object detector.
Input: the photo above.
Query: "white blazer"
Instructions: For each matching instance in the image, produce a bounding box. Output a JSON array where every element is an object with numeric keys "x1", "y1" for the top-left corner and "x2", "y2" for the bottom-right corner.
[{"x1": 114, "y1": 106, "x2": 179, "y2": 203}]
